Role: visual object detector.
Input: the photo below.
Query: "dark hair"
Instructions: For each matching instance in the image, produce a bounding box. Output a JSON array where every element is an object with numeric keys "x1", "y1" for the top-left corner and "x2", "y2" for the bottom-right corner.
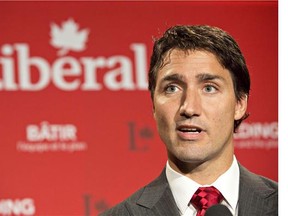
[{"x1": 148, "y1": 25, "x2": 250, "y2": 132}]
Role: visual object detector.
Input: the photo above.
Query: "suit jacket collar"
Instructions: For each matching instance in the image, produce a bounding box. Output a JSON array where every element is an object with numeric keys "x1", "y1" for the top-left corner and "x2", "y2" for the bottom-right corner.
[
  {"x1": 135, "y1": 164, "x2": 277, "y2": 216},
  {"x1": 238, "y1": 164, "x2": 277, "y2": 216},
  {"x1": 136, "y1": 169, "x2": 180, "y2": 215}
]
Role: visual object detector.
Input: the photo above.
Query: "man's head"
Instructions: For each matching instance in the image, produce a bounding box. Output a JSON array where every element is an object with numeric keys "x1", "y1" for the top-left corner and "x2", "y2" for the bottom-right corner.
[{"x1": 148, "y1": 25, "x2": 250, "y2": 131}]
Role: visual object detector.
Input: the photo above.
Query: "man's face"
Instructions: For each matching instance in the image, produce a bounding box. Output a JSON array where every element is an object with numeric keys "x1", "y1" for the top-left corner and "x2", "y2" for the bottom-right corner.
[{"x1": 153, "y1": 49, "x2": 247, "y2": 167}]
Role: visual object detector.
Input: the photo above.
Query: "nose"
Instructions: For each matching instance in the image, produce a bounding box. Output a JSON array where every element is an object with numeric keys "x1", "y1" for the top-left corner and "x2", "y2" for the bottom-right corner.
[{"x1": 179, "y1": 89, "x2": 202, "y2": 118}]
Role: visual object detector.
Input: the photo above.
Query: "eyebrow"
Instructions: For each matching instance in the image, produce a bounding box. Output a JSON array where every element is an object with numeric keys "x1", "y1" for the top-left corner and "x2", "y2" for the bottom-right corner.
[
  {"x1": 195, "y1": 73, "x2": 225, "y2": 83},
  {"x1": 161, "y1": 74, "x2": 185, "y2": 83},
  {"x1": 160, "y1": 73, "x2": 225, "y2": 84}
]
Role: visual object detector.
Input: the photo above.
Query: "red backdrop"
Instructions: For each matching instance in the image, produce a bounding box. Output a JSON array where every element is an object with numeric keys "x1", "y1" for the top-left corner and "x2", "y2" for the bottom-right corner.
[{"x1": 0, "y1": 1, "x2": 277, "y2": 215}]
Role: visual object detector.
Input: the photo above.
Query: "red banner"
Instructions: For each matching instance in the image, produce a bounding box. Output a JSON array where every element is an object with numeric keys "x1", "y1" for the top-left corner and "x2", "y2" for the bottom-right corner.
[{"x1": 0, "y1": 1, "x2": 277, "y2": 215}]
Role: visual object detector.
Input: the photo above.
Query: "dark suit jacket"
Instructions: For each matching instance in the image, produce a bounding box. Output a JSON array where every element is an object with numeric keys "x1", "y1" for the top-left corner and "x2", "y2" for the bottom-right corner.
[{"x1": 100, "y1": 164, "x2": 278, "y2": 216}]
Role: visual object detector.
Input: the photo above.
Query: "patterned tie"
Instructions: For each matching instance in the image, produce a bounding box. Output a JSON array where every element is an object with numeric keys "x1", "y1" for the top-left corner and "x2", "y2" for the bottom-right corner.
[{"x1": 191, "y1": 186, "x2": 224, "y2": 216}]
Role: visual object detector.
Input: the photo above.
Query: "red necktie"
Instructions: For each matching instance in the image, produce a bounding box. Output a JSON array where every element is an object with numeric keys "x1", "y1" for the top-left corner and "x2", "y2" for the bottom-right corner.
[{"x1": 191, "y1": 186, "x2": 224, "y2": 216}]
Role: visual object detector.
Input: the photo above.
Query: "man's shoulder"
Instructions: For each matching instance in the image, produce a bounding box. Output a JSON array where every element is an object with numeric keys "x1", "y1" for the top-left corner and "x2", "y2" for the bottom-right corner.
[
  {"x1": 239, "y1": 164, "x2": 278, "y2": 191},
  {"x1": 100, "y1": 169, "x2": 170, "y2": 216},
  {"x1": 99, "y1": 186, "x2": 146, "y2": 216},
  {"x1": 258, "y1": 174, "x2": 278, "y2": 190},
  {"x1": 238, "y1": 164, "x2": 278, "y2": 215}
]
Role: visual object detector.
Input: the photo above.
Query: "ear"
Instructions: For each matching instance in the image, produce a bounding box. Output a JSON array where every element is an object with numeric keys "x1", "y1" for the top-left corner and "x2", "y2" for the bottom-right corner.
[
  {"x1": 152, "y1": 103, "x2": 156, "y2": 119},
  {"x1": 234, "y1": 95, "x2": 248, "y2": 120}
]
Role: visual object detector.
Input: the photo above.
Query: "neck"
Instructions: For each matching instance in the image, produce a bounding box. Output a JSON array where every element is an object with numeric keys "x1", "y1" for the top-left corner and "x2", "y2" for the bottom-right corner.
[{"x1": 168, "y1": 152, "x2": 234, "y2": 185}]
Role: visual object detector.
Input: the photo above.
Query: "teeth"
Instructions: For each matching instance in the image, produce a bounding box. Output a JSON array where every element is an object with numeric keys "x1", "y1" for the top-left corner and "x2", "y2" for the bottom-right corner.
[{"x1": 181, "y1": 128, "x2": 200, "y2": 133}]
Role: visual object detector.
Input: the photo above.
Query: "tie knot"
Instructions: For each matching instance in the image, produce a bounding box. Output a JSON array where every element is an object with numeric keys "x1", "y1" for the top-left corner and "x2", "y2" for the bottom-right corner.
[{"x1": 191, "y1": 186, "x2": 224, "y2": 216}]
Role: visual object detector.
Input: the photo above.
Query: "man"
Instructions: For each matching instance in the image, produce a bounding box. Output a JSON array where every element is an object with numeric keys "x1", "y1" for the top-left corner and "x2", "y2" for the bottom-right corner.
[{"x1": 101, "y1": 25, "x2": 278, "y2": 216}]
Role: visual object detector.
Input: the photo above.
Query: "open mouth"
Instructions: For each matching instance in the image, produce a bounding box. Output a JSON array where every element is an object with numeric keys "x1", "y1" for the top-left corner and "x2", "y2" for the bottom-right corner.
[{"x1": 177, "y1": 126, "x2": 202, "y2": 133}]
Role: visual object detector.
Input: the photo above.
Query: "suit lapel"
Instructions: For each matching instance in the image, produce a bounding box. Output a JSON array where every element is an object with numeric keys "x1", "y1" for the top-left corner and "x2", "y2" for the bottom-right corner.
[
  {"x1": 134, "y1": 164, "x2": 277, "y2": 216},
  {"x1": 238, "y1": 164, "x2": 277, "y2": 216},
  {"x1": 136, "y1": 169, "x2": 180, "y2": 216}
]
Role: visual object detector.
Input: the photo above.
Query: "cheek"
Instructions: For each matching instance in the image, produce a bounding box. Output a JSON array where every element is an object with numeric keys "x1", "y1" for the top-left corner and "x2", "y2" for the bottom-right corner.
[
  {"x1": 154, "y1": 107, "x2": 169, "y2": 127},
  {"x1": 154, "y1": 102, "x2": 176, "y2": 128},
  {"x1": 207, "y1": 103, "x2": 236, "y2": 127}
]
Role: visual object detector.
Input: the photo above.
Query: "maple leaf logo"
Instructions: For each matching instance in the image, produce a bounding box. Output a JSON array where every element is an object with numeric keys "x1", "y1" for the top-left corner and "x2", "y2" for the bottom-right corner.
[{"x1": 50, "y1": 18, "x2": 89, "y2": 56}]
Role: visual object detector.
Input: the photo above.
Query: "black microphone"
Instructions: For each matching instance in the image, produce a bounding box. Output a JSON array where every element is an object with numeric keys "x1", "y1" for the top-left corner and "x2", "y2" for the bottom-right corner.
[{"x1": 205, "y1": 204, "x2": 233, "y2": 216}]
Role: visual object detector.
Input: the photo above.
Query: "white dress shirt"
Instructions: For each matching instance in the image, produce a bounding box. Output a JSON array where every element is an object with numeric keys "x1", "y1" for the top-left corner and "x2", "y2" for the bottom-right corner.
[{"x1": 166, "y1": 155, "x2": 239, "y2": 216}]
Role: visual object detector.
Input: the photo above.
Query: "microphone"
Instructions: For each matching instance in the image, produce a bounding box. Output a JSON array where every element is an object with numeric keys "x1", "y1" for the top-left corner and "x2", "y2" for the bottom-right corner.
[{"x1": 205, "y1": 204, "x2": 233, "y2": 216}]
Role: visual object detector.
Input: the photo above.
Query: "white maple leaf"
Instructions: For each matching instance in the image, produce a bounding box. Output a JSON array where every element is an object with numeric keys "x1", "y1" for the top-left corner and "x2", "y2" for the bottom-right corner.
[{"x1": 50, "y1": 18, "x2": 89, "y2": 56}]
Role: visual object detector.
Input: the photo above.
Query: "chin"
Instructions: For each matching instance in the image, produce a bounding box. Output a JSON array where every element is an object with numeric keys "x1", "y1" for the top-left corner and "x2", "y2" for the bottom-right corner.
[
  {"x1": 173, "y1": 150, "x2": 206, "y2": 164},
  {"x1": 180, "y1": 156, "x2": 206, "y2": 164}
]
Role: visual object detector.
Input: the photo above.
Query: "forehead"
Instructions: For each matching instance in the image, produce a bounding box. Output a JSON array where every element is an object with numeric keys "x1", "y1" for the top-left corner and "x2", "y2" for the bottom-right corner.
[
  {"x1": 162, "y1": 49, "x2": 221, "y2": 68},
  {"x1": 157, "y1": 49, "x2": 231, "y2": 80}
]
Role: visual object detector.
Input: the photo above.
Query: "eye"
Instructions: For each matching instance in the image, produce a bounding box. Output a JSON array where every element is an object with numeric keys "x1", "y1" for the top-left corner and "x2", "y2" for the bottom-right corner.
[
  {"x1": 165, "y1": 84, "x2": 179, "y2": 93},
  {"x1": 203, "y1": 84, "x2": 217, "y2": 93}
]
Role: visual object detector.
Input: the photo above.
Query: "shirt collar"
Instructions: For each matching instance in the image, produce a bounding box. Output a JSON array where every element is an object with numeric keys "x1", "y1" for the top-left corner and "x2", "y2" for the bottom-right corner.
[
  {"x1": 213, "y1": 156, "x2": 239, "y2": 211},
  {"x1": 166, "y1": 162, "x2": 200, "y2": 214},
  {"x1": 166, "y1": 156, "x2": 240, "y2": 215}
]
